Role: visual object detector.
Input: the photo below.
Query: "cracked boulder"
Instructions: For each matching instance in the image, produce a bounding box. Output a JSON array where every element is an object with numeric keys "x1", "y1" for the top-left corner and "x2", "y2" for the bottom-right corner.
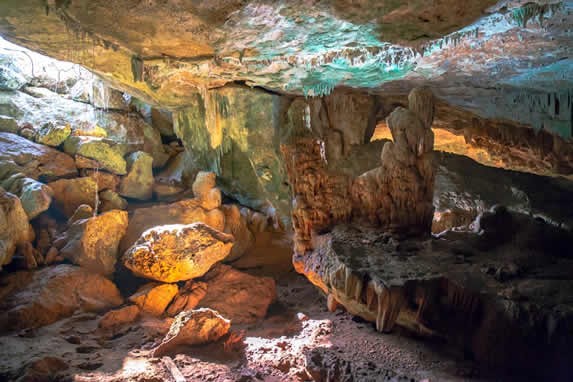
[{"x1": 123, "y1": 222, "x2": 234, "y2": 283}]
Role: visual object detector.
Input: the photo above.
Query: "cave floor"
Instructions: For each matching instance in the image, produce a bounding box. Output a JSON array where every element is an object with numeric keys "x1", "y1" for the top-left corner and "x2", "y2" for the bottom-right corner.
[{"x1": 0, "y1": 266, "x2": 492, "y2": 382}]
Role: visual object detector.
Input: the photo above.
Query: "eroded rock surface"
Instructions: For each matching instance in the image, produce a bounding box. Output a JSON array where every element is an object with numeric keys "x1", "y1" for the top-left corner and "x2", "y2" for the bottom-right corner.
[
  {"x1": 123, "y1": 222, "x2": 234, "y2": 283},
  {"x1": 0, "y1": 264, "x2": 123, "y2": 332},
  {"x1": 0, "y1": 186, "x2": 34, "y2": 268},
  {"x1": 152, "y1": 308, "x2": 231, "y2": 357},
  {"x1": 200, "y1": 264, "x2": 277, "y2": 324}
]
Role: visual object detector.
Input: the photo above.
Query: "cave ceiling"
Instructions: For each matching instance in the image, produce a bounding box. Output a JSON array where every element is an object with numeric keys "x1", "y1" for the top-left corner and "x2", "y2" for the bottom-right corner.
[{"x1": 0, "y1": 0, "x2": 571, "y2": 136}]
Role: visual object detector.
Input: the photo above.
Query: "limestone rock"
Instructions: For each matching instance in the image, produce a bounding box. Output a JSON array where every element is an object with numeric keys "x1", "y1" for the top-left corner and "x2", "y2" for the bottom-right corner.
[
  {"x1": 0, "y1": 264, "x2": 123, "y2": 332},
  {"x1": 222, "y1": 204, "x2": 254, "y2": 262},
  {"x1": 151, "y1": 108, "x2": 175, "y2": 137},
  {"x1": 123, "y1": 222, "x2": 234, "y2": 283},
  {"x1": 48, "y1": 177, "x2": 98, "y2": 217},
  {"x1": 152, "y1": 308, "x2": 230, "y2": 357},
  {"x1": 60, "y1": 210, "x2": 129, "y2": 275},
  {"x1": 92, "y1": 80, "x2": 128, "y2": 111},
  {"x1": 0, "y1": 187, "x2": 34, "y2": 268},
  {"x1": 63, "y1": 136, "x2": 127, "y2": 175},
  {"x1": 0, "y1": 115, "x2": 19, "y2": 133},
  {"x1": 192, "y1": 171, "x2": 216, "y2": 200},
  {"x1": 119, "y1": 198, "x2": 225, "y2": 253},
  {"x1": 99, "y1": 189, "x2": 128, "y2": 212},
  {"x1": 98, "y1": 305, "x2": 140, "y2": 329},
  {"x1": 119, "y1": 151, "x2": 154, "y2": 200},
  {"x1": 128, "y1": 283, "x2": 179, "y2": 317},
  {"x1": 35, "y1": 122, "x2": 71, "y2": 147},
  {"x1": 166, "y1": 281, "x2": 208, "y2": 317},
  {"x1": 200, "y1": 264, "x2": 276, "y2": 324},
  {"x1": 0, "y1": 132, "x2": 77, "y2": 180}
]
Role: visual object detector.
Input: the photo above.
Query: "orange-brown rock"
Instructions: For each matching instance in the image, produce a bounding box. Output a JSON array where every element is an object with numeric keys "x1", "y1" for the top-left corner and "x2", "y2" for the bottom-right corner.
[
  {"x1": 0, "y1": 264, "x2": 123, "y2": 332},
  {"x1": 47, "y1": 177, "x2": 98, "y2": 217},
  {"x1": 0, "y1": 187, "x2": 35, "y2": 269},
  {"x1": 200, "y1": 264, "x2": 276, "y2": 324},
  {"x1": 152, "y1": 308, "x2": 230, "y2": 357},
  {"x1": 60, "y1": 210, "x2": 129, "y2": 275},
  {"x1": 98, "y1": 305, "x2": 140, "y2": 329},
  {"x1": 123, "y1": 222, "x2": 234, "y2": 283},
  {"x1": 81, "y1": 169, "x2": 120, "y2": 191},
  {"x1": 222, "y1": 204, "x2": 254, "y2": 262},
  {"x1": 129, "y1": 283, "x2": 179, "y2": 317},
  {"x1": 0, "y1": 132, "x2": 77, "y2": 180},
  {"x1": 166, "y1": 281, "x2": 208, "y2": 317}
]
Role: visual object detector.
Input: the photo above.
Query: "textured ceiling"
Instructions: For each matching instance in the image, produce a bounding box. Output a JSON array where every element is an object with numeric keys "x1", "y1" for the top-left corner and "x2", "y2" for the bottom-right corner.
[{"x1": 0, "y1": 0, "x2": 571, "y2": 136}]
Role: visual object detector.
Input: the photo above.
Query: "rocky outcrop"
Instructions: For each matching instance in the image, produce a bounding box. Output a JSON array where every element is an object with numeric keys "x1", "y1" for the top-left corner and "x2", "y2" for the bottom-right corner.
[
  {"x1": 123, "y1": 222, "x2": 234, "y2": 283},
  {"x1": 128, "y1": 283, "x2": 179, "y2": 317},
  {"x1": 60, "y1": 210, "x2": 129, "y2": 275},
  {"x1": 294, "y1": 218, "x2": 573, "y2": 378},
  {"x1": 0, "y1": 264, "x2": 123, "y2": 333},
  {"x1": 152, "y1": 309, "x2": 230, "y2": 357},
  {"x1": 200, "y1": 264, "x2": 276, "y2": 324},
  {"x1": 351, "y1": 87, "x2": 436, "y2": 235},
  {"x1": 0, "y1": 132, "x2": 77, "y2": 180},
  {"x1": 0, "y1": 187, "x2": 34, "y2": 268}
]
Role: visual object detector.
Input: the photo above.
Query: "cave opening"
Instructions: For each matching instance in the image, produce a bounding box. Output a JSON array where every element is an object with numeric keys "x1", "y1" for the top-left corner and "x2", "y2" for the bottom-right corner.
[{"x1": 0, "y1": 1, "x2": 572, "y2": 381}]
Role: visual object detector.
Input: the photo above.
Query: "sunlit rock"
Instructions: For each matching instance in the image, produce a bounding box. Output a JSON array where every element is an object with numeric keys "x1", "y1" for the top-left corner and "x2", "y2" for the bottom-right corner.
[
  {"x1": 99, "y1": 189, "x2": 128, "y2": 212},
  {"x1": 152, "y1": 308, "x2": 230, "y2": 357},
  {"x1": 0, "y1": 264, "x2": 122, "y2": 333},
  {"x1": 0, "y1": 186, "x2": 34, "y2": 269},
  {"x1": 123, "y1": 222, "x2": 234, "y2": 283},
  {"x1": 128, "y1": 283, "x2": 179, "y2": 317},
  {"x1": 221, "y1": 204, "x2": 254, "y2": 262},
  {"x1": 0, "y1": 167, "x2": 53, "y2": 219},
  {"x1": 60, "y1": 209, "x2": 129, "y2": 276}
]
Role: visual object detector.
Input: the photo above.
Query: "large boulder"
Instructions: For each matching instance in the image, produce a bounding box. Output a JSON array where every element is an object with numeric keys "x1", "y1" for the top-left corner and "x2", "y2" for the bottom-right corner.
[
  {"x1": 63, "y1": 136, "x2": 127, "y2": 175},
  {"x1": 119, "y1": 151, "x2": 154, "y2": 200},
  {"x1": 0, "y1": 187, "x2": 34, "y2": 268},
  {"x1": 48, "y1": 177, "x2": 98, "y2": 217},
  {"x1": 60, "y1": 210, "x2": 129, "y2": 275},
  {"x1": 0, "y1": 264, "x2": 123, "y2": 333},
  {"x1": 119, "y1": 198, "x2": 225, "y2": 253},
  {"x1": 199, "y1": 264, "x2": 276, "y2": 324},
  {"x1": 128, "y1": 283, "x2": 179, "y2": 316},
  {"x1": 0, "y1": 132, "x2": 77, "y2": 180},
  {"x1": 152, "y1": 309, "x2": 230, "y2": 357},
  {"x1": 123, "y1": 222, "x2": 234, "y2": 283}
]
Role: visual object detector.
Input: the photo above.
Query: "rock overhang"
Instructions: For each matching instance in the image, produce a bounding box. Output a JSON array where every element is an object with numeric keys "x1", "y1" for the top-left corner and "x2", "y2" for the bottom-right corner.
[{"x1": 0, "y1": 0, "x2": 570, "y2": 137}]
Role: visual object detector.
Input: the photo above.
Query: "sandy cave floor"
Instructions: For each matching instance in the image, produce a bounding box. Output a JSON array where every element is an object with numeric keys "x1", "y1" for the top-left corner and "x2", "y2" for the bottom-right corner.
[{"x1": 0, "y1": 269, "x2": 491, "y2": 382}]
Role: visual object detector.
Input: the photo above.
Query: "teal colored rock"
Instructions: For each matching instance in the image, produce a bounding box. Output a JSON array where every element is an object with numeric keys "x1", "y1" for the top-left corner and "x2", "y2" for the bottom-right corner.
[
  {"x1": 36, "y1": 122, "x2": 71, "y2": 147},
  {"x1": 63, "y1": 136, "x2": 127, "y2": 175}
]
